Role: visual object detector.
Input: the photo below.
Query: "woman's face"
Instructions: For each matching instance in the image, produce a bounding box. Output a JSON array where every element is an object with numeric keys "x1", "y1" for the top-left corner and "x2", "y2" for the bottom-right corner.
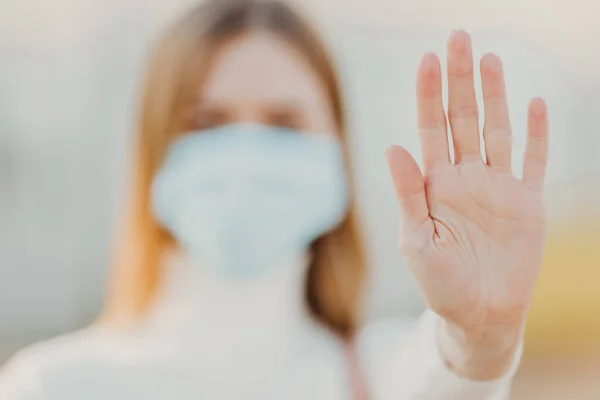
[{"x1": 195, "y1": 32, "x2": 337, "y2": 136}]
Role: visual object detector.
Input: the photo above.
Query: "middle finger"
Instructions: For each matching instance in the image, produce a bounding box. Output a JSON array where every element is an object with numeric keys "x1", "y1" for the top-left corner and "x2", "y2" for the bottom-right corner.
[{"x1": 447, "y1": 30, "x2": 481, "y2": 164}]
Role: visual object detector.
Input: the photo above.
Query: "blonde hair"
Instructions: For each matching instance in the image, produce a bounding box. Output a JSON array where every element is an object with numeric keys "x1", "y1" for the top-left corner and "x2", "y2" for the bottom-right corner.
[{"x1": 100, "y1": 0, "x2": 367, "y2": 339}]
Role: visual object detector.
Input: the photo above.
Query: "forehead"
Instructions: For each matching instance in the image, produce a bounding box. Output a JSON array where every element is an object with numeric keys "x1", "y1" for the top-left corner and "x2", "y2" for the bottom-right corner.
[{"x1": 200, "y1": 32, "x2": 329, "y2": 108}]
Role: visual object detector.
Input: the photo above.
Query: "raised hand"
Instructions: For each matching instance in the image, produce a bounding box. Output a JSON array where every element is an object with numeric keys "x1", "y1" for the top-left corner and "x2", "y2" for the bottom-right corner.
[{"x1": 386, "y1": 30, "x2": 549, "y2": 379}]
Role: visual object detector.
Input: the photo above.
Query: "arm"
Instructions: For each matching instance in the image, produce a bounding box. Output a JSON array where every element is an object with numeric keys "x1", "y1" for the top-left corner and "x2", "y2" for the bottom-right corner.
[
  {"x1": 360, "y1": 311, "x2": 521, "y2": 400},
  {"x1": 380, "y1": 29, "x2": 550, "y2": 399},
  {"x1": 437, "y1": 316, "x2": 524, "y2": 382}
]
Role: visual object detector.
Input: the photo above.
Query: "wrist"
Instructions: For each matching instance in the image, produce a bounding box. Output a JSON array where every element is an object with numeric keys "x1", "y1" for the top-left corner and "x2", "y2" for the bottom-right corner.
[{"x1": 437, "y1": 319, "x2": 524, "y2": 381}]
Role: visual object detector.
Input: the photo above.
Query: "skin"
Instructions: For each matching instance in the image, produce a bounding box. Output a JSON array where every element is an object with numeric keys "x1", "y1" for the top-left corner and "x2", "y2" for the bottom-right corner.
[
  {"x1": 196, "y1": 32, "x2": 336, "y2": 135},
  {"x1": 386, "y1": 30, "x2": 549, "y2": 379},
  {"x1": 200, "y1": 30, "x2": 549, "y2": 381}
]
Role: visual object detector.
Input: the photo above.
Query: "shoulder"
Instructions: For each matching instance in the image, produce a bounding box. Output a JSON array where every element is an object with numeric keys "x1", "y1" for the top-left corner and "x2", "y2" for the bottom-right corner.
[
  {"x1": 354, "y1": 309, "x2": 450, "y2": 394},
  {"x1": 356, "y1": 315, "x2": 417, "y2": 348},
  {"x1": 0, "y1": 326, "x2": 124, "y2": 398},
  {"x1": 354, "y1": 314, "x2": 421, "y2": 379}
]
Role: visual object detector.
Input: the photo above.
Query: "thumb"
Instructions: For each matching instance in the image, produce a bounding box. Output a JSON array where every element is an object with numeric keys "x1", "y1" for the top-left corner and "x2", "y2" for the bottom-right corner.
[{"x1": 385, "y1": 145, "x2": 430, "y2": 231}]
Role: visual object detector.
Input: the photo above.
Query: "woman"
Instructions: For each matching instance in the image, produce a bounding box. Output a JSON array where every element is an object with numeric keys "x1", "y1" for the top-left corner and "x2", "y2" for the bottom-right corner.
[{"x1": 0, "y1": 0, "x2": 549, "y2": 399}]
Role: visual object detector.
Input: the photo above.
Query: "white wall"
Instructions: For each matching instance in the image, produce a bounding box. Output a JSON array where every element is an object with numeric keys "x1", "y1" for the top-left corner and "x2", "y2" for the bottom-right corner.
[{"x1": 0, "y1": 0, "x2": 598, "y2": 361}]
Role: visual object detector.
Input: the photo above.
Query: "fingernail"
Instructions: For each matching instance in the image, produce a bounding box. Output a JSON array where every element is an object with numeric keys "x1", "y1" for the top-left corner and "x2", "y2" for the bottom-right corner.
[
  {"x1": 481, "y1": 53, "x2": 501, "y2": 71},
  {"x1": 420, "y1": 52, "x2": 439, "y2": 71},
  {"x1": 385, "y1": 146, "x2": 396, "y2": 161},
  {"x1": 530, "y1": 97, "x2": 547, "y2": 116},
  {"x1": 450, "y1": 29, "x2": 470, "y2": 50}
]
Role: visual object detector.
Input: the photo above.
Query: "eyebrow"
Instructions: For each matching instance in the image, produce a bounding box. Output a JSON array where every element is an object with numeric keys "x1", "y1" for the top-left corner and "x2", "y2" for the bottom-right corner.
[
  {"x1": 264, "y1": 102, "x2": 306, "y2": 114},
  {"x1": 197, "y1": 98, "x2": 307, "y2": 111}
]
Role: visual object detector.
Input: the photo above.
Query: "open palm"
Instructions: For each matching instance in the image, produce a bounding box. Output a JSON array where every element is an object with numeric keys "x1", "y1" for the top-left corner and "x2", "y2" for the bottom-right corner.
[{"x1": 386, "y1": 30, "x2": 549, "y2": 333}]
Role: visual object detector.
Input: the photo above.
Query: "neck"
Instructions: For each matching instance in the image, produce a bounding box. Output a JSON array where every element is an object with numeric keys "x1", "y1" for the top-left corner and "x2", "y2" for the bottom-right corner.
[{"x1": 144, "y1": 250, "x2": 323, "y2": 378}]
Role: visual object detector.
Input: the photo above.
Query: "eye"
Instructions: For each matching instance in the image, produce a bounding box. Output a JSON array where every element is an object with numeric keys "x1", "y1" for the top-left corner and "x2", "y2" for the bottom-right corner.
[
  {"x1": 266, "y1": 108, "x2": 306, "y2": 131},
  {"x1": 194, "y1": 106, "x2": 230, "y2": 130}
]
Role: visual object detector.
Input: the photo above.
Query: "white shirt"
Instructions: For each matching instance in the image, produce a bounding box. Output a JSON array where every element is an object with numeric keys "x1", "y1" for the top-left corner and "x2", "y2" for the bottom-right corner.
[{"x1": 0, "y1": 253, "x2": 520, "y2": 400}]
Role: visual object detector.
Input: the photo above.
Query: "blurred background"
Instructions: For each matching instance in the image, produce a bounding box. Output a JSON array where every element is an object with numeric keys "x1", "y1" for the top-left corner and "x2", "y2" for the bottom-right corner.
[{"x1": 1, "y1": 0, "x2": 599, "y2": 398}]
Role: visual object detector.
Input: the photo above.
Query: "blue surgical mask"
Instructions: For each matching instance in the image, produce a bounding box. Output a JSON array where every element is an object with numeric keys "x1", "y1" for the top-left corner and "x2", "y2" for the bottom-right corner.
[{"x1": 151, "y1": 123, "x2": 349, "y2": 280}]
